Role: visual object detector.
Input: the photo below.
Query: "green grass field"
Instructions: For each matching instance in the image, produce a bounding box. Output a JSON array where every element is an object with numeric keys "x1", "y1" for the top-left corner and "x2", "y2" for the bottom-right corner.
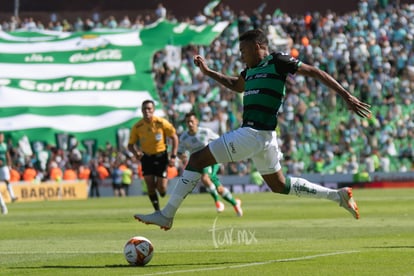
[{"x1": 1, "y1": 188, "x2": 414, "y2": 276}]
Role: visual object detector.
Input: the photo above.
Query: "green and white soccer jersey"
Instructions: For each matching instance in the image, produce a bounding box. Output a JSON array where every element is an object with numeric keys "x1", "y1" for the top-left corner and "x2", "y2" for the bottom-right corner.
[
  {"x1": 0, "y1": 142, "x2": 8, "y2": 168},
  {"x1": 241, "y1": 52, "x2": 301, "y2": 130},
  {"x1": 178, "y1": 127, "x2": 220, "y2": 179},
  {"x1": 178, "y1": 127, "x2": 219, "y2": 155},
  {"x1": 0, "y1": 142, "x2": 10, "y2": 181}
]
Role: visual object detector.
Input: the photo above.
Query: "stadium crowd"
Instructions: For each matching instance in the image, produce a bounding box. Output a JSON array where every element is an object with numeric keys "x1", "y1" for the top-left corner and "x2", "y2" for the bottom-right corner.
[{"x1": 1, "y1": 0, "x2": 413, "y2": 187}]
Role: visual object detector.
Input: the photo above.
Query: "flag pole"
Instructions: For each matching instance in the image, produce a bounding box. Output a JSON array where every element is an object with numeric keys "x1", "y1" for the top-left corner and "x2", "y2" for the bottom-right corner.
[{"x1": 14, "y1": 0, "x2": 20, "y2": 18}]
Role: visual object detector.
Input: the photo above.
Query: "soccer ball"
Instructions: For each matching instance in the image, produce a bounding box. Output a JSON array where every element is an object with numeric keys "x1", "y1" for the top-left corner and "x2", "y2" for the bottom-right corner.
[{"x1": 123, "y1": 236, "x2": 154, "y2": 266}]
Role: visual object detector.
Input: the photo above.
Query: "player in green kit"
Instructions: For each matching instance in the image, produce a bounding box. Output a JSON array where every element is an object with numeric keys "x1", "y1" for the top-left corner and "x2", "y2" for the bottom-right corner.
[
  {"x1": 178, "y1": 112, "x2": 242, "y2": 216},
  {"x1": 134, "y1": 29, "x2": 371, "y2": 230},
  {"x1": 0, "y1": 132, "x2": 18, "y2": 210}
]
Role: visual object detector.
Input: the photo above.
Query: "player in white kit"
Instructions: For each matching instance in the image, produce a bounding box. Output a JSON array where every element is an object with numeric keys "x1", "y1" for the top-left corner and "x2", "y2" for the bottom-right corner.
[{"x1": 178, "y1": 112, "x2": 242, "y2": 216}]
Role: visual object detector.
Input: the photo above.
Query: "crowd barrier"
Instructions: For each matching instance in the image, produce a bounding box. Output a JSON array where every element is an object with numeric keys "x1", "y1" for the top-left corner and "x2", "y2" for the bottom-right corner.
[
  {"x1": 68, "y1": 171, "x2": 414, "y2": 198},
  {"x1": 2, "y1": 171, "x2": 413, "y2": 202},
  {"x1": 0, "y1": 180, "x2": 88, "y2": 203}
]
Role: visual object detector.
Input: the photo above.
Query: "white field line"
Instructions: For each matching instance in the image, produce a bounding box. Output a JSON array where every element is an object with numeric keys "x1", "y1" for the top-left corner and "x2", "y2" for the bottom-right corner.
[{"x1": 141, "y1": 250, "x2": 360, "y2": 275}]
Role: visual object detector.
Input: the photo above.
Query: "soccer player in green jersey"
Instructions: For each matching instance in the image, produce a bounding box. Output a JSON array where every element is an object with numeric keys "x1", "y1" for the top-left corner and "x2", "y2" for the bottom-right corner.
[
  {"x1": 134, "y1": 29, "x2": 371, "y2": 230},
  {"x1": 178, "y1": 112, "x2": 243, "y2": 216},
  {"x1": 0, "y1": 132, "x2": 18, "y2": 211}
]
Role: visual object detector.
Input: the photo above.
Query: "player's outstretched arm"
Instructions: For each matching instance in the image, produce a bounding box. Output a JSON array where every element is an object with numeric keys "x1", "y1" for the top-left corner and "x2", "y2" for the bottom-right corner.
[
  {"x1": 194, "y1": 55, "x2": 245, "y2": 93},
  {"x1": 297, "y1": 63, "x2": 371, "y2": 118}
]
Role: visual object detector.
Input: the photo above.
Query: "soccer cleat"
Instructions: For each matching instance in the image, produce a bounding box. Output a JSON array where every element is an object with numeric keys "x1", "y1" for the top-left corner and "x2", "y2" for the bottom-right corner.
[
  {"x1": 134, "y1": 211, "x2": 173, "y2": 231},
  {"x1": 11, "y1": 197, "x2": 18, "y2": 203},
  {"x1": 338, "y1": 187, "x2": 360, "y2": 219},
  {"x1": 234, "y1": 198, "x2": 243, "y2": 217},
  {"x1": 215, "y1": 201, "x2": 225, "y2": 213}
]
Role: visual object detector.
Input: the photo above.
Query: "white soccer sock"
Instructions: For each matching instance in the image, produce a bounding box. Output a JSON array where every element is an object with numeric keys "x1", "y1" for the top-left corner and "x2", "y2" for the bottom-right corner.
[
  {"x1": 206, "y1": 184, "x2": 217, "y2": 193},
  {"x1": 288, "y1": 177, "x2": 339, "y2": 202},
  {"x1": 162, "y1": 170, "x2": 201, "y2": 218},
  {"x1": 0, "y1": 194, "x2": 6, "y2": 210},
  {"x1": 206, "y1": 184, "x2": 220, "y2": 201},
  {"x1": 221, "y1": 187, "x2": 234, "y2": 200},
  {"x1": 7, "y1": 184, "x2": 16, "y2": 199}
]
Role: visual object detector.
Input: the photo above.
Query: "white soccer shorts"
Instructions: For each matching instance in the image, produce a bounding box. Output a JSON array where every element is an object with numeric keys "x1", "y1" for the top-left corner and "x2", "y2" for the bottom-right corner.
[
  {"x1": 209, "y1": 127, "x2": 283, "y2": 175},
  {"x1": 0, "y1": 166, "x2": 10, "y2": 181}
]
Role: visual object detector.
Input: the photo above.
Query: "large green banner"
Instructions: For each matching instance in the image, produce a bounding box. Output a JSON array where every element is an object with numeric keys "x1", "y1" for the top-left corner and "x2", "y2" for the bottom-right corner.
[{"x1": 0, "y1": 20, "x2": 228, "y2": 151}]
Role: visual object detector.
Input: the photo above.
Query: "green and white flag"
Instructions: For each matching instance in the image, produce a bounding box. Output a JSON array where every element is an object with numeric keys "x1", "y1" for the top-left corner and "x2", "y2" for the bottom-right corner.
[{"x1": 0, "y1": 20, "x2": 228, "y2": 150}]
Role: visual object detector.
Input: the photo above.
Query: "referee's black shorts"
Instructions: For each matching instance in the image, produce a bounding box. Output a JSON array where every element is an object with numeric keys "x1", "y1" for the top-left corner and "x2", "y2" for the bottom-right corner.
[{"x1": 141, "y1": 151, "x2": 168, "y2": 178}]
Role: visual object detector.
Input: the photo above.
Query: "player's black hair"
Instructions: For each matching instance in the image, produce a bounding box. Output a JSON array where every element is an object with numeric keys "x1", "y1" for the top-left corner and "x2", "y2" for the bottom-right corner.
[
  {"x1": 142, "y1": 99, "x2": 155, "y2": 107},
  {"x1": 239, "y1": 29, "x2": 268, "y2": 46},
  {"x1": 184, "y1": 111, "x2": 197, "y2": 119}
]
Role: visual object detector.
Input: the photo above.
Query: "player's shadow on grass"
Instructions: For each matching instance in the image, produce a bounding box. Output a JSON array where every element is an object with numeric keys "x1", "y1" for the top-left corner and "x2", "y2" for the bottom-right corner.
[
  {"x1": 14, "y1": 261, "x2": 245, "y2": 269},
  {"x1": 364, "y1": 246, "x2": 414, "y2": 249}
]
